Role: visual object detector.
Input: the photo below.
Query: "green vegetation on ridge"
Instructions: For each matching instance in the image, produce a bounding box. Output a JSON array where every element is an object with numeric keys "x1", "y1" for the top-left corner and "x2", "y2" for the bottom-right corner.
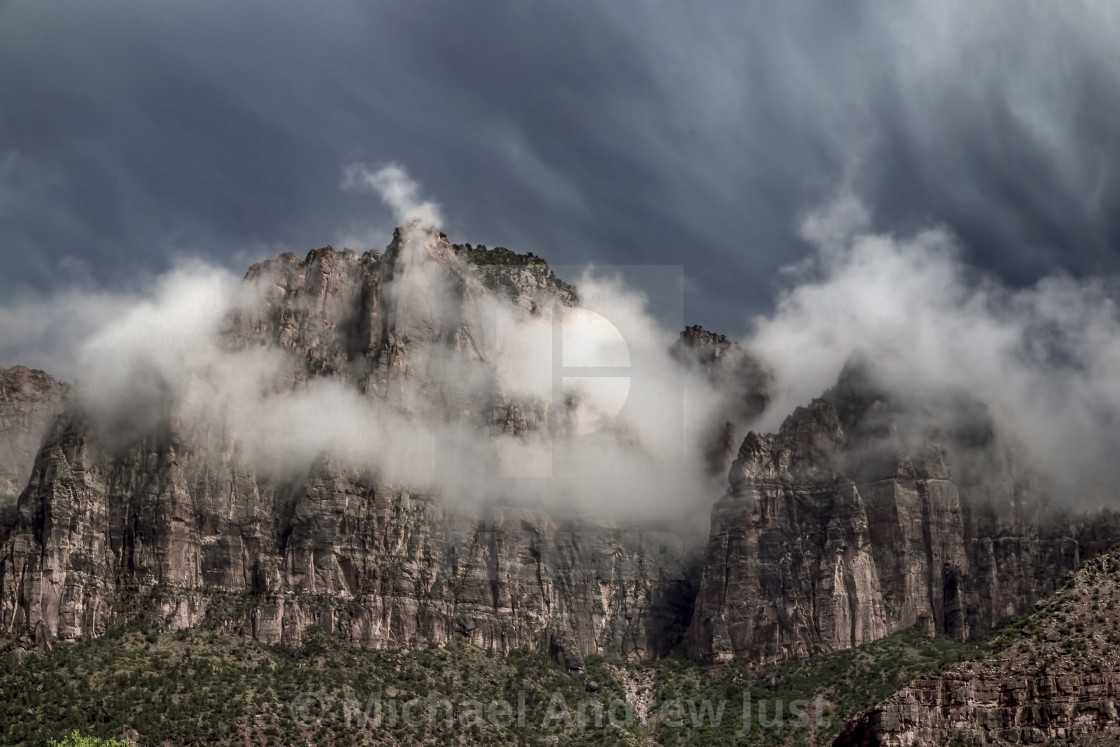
[
  {"x1": 0, "y1": 621, "x2": 982, "y2": 746},
  {"x1": 650, "y1": 626, "x2": 975, "y2": 746},
  {"x1": 0, "y1": 626, "x2": 637, "y2": 746}
]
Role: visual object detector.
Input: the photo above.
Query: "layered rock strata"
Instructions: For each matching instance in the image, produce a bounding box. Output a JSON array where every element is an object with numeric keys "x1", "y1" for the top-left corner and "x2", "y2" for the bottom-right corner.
[{"x1": 687, "y1": 359, "x2": 1116, "y2": 663}]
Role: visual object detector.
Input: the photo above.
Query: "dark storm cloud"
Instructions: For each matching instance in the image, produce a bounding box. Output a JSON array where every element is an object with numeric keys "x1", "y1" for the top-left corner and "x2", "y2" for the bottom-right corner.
[{"x1": 1, "y1": 0, "x2": 1119, "y2": 337}]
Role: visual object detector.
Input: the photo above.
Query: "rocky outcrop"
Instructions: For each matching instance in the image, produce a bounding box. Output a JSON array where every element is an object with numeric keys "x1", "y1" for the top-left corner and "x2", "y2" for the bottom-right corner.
[
  {"x1": 838, "y1": 672, "x2": 1120, "y2": 746},
  {"x1": 671, "y1": 326, "x2": 773, "y2": 414},
  {"x1": 0, "y1": 366, "x2": 67, "y2": 511},
  {"x1": 451, "y1": 240, "x2": 579, "y2": 311},
  {"x1": 0, "y1": 229, "x2": 687, "y2": 663},
  {"x1": 671, "y1": 325, "x2": 774, "y2": 476},
  {"x1": 836, "y1": 549, "x2": 1120, "y2": 745},
  {"x1": 687, "y1": 357, "x2": 1117, "y2": 663}
]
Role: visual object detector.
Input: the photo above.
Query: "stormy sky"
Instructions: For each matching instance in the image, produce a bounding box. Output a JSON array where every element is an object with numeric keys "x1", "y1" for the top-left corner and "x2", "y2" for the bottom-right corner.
[{"x1": 3, "y1": 0, "x2": 1120, "y2": 335}]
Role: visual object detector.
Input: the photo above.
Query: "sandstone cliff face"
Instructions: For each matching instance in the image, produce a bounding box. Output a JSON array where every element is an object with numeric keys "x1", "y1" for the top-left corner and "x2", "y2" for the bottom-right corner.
[
  {"x1": 837, "y1": 549, "x2": 1120, "y2": 745},
  {"x1": 687, "y1": 358, "x2": 1113, "y2": 664},
  {"x1": 0, "y1": 232, "x2": 684, "y2": 664},
  {"x1": 2, "y1": 419, "x2": 670, "y2": 661},
  {"x1": 0, "y1": 367, "x2": 68, "y2": 510}
]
